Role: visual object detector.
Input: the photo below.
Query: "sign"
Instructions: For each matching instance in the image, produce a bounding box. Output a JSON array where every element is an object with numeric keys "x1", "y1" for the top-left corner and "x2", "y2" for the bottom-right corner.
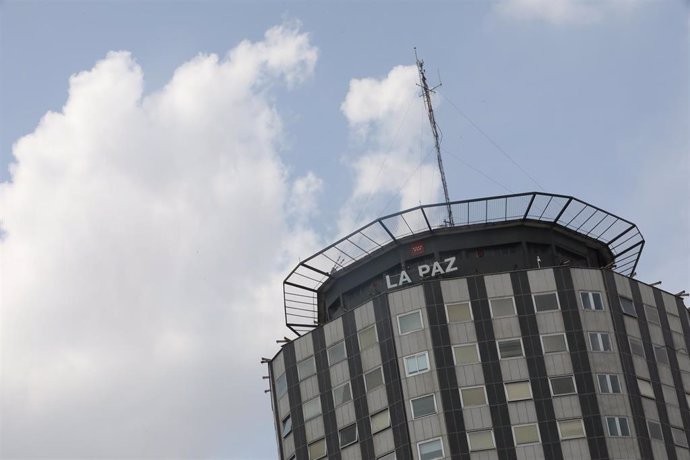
[{"x1": 384, "y1": 256, "x2": 458, "y2": 289}]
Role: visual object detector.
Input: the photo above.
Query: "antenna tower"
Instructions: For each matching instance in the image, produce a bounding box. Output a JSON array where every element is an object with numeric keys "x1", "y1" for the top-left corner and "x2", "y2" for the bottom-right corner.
[{"x1": 415, "y1": 49, "x2": 454, "y2": 226}]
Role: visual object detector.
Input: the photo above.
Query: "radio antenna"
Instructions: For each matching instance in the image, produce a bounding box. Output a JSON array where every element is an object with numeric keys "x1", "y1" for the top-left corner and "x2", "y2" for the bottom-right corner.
[{"x1": 415, "y1": 48, "x2": 454, "y2": 226}]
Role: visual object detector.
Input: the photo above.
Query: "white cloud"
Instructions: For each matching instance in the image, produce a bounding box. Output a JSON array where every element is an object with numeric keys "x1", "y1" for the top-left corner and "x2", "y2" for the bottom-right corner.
[
  {"x1": 494, "y1": 0, "x2": 639, "y2": 25},
  {"x1": 0, "y1": 23, "x2": 319, "y2": 458}
]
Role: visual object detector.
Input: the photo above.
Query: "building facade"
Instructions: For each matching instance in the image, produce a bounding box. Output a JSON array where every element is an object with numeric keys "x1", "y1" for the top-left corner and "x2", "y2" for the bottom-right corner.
[{"x1": 267, "y1": 193, "x2": 690, "y2": 460}]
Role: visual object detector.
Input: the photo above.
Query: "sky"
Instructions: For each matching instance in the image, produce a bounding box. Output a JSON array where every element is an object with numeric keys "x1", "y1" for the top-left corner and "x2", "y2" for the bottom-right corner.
[{"x1": 0, "y1": 0, "x2": 688, "y2": 458}]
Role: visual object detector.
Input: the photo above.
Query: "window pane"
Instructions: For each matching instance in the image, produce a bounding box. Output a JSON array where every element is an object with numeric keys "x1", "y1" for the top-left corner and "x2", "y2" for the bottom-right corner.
[
  {"x1": 619, "y1": 418, "x2": 630, "y2": 437},
  {"x1": 398, "y1": 311, "x2": 423, "y2": 334},
  {"x1": 673, "y1": 427, "x2": 689, "y2": 448},
  {"x1": 339, "y1": 424, "x2": 357, "y2": 447},
  {"x1": 303, "y1": 397, "x2": 321, "y2": 420},
  {"x1": 505, "y1": 381, "x2": 532, "y2": 401},
  {"x1": 365, "y1": 367, "x2": 384, "y2": 391},
  {"x1": 333, "y1": 382, "x2": 352, "y2": 406},
  {"x1": 490, "y1": 297, "x2": 515, "y2": 317},
  {"x1": 447, "y1": 302, "x2": 472, "y2": 322},
  {"x1": 645, "y1": 305, "x2": 660, "y2": 324},
  {"x1": 550, "y1": 376, "x2": 576, "y2": 395},
  {"x1": 328, "y1": 342, "x2": 347, "y2": 365},
  {"x1": 275, "y1": 373, "x2": 287, "y2": 398},
  {"x1": 597, "y1": 374, "x2": 609, "y2": 393},
  {"x1": 298, "y1": 357, "x2": 316, "y2": 380},
  {"x1": 610, "y1": 375, "x2": 621, "y2": 393},
  {"x1": 405, "y1": 352, "x2": 429, "y2": 376},
  {"x1": 629, "y1": 338, "x2": 645, "y2": 357},
  {"x1": 590, "y1": 333, "x2": 611, "y2": 352},
  {"x1": 559, "y1": 419, "x2": 585, "y2": 439},
  {"x1": 411, "y1": 394, "x2": 436, "y2": 418},
  {"x1": 371, "y1": 409, "x2": 390, "y2": 433},
  {"x1": 418, "y1": 438, "x2": 444, "y2": 460},
  {"x1": 655, "y1": 346, "x2": 669, "y2": 365},
  {"x1": 358, "y1": 325, "x2": 377, "y2": 350},
  {"x1": 580, "y1": 292, "x2": 591, "y2": 309},
  {"x1": 592, "y1": 292, "x2": 603, "y2": 310},
  {"x1": 542, "y1": 334, "x2": 568, "y2": 353},
  {"x1": 308, "y1": 439, "x2": 326, "y2": 459},
  {"x1": 638, "y1": 379, "x2": 655, "y2": 399},
  {"x1": 514, "y1": 424, "x2": 540, "y2": 445},
  {"x1": 498, "y1": 339, "x2": 523, "y2": 358},
  {"x1": 467, "y1": 430, "x2": 495, "y2": 451},
  {"x1": 607, "y1": 417, "x2": 619, "y2": 436},
  {"x1": 454, "y1": 344, "x2": 480, "y2": 364},
  {"x1": 620, "y1": 297, "x2": 637, "y2": 316},
  {"x1": 648, "y1": 421, "x2": 663, "y2": 441},
  {"x1": 282, "y1": 415, "x2": 292, "y2": 437},
  {"x1": 461, "y1": 387, "x2": 487, "y2": 407},
  {"x1": 534, "y1": 292, "x2": 559, "y2": 312}
]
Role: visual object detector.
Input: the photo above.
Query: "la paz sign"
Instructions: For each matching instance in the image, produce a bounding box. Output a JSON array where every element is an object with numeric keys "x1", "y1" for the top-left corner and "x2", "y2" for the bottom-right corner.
[{"x1": 385, "y1": 256, "x2": 458, "y2": 289}]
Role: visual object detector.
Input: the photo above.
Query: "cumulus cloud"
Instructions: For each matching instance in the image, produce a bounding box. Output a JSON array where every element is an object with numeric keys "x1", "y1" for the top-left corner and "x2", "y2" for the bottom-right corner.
[
  {"x1": 494, "y1": 0, "x2": 639, "y2": 25},
  {"x1": 339, "y1": 65, "x2": 442, "y2": 232},
  {"x1": 1, "y1": 23, "x2": 320, "y2": 458}
]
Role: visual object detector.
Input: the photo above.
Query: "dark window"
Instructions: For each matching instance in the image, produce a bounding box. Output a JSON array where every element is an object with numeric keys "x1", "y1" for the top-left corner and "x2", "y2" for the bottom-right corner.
[
  {"x1": 339, "y1": 424, "x2": 357, "y2": 447},
  {"x1": 619, "y1": 297, "x2": 637, "y2": 317},
  {"x1": 533, "y1": 292, "x2": 559, "y2": 312},
  {"x1": 550, "y1": 376, "x2": 577, "y2": 396}
]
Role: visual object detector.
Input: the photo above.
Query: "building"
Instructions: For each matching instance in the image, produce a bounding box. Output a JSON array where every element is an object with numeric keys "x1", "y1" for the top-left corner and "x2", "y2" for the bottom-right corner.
[{"x1": 266, "y1": 192, "x2": 690, "y2": 460}]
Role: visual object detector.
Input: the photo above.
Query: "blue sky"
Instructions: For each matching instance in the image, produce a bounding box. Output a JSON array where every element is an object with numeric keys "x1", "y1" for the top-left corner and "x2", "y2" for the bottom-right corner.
[{"x1": 1, "y1": 1, "x2": 688, "y2": 458}]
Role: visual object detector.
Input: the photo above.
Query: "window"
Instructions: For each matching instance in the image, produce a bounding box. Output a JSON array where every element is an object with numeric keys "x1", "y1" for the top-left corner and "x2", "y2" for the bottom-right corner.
[
  {"x1": 364, "y1": 367, "x2": 384, "y2": 391},
  {"x1": 673, "y1": 427, "x2": 689, "y2": 448},
  {"x1": 308, "y1": 438, "x2": 326, "y2": 459},
  {"x1": 558, "y1": 419, "x2": 586, "y2": 439},
  {"x1": 460, "y1": 386, "x2": 488, "y2": 407},
  {"x1": 606, "y1": 417, "x2": 631, "y2": 437},
  {"x1": 370, "y1": 408, "x2": 390, "y2": 434},
  {"x1": 453, "y1": 344, "x2": 480, "y2": 365},
  {"x1": 282, "y1": 414, "x2": 292, "y2": 437},
  {"x1": 303, "y1": 396, "x2": 321, "y2": 421},
  {"x1": 629, "y1": 337, "x2": 645, "y2": 357},
  {"x1": 581, "y1": 291, "x2": 604, "y2": 311},
  {"x1": 339, "y1": 424, "x2": 357, "y2": 447},
  {"x1": 298, "y1": 357, "x2": 316, "y2": 380},
  {"x1": 418, "y1": 438, "x2": 444, "y2": 460},
  {"x1": 275, "y1": 372, "x2": 287, "y2": 398},
  {"x1": 333, "y1": 382, "x2": 352, "y2": 406},
  {"x1": 327, "y1": 341, "x2": 346, "y2": 365},
  {"x1": 619, "y1": 296, "x2": 637, "y2": 316},
  {"x1": 358, "y1": 325, "x2": 378, "y2": 350},
  {"x1": 489, "y1": 297, "x2": 516, "y2": 317},
  {"x1": 505, "y1": 381, "x2": 532, "y2": 401},
  {"x1": 467, "y1": 430, "x2": 495, "y2": 451},
  {"x1": 513, "y1": 423, "x2": 541, "y2": 445},
  {"x1": 497, "y1": 338, "x2": 524, "y2": 359},
  {"x1": 410, "y1": 394, "x2": 437, "y2": 419},
  {"x1": 589, "y1": 332, "x2": 612, "y2": 352},
  {"x1": 397, "y1": 310, "x2": 423, "y2": 335},
  {"x1": 446, "y1": 302, "x2": 472, "y2": 322},
  {"x1": 533, "y1": 292, "x2": 560, "y2": 312},
  {"x1": 647, "y1": 421, "x2": 663, "y2": 441},
  {"x1": 550, "y1": 376, "x2": 577, "y2": 396},
  {"x1": 404, "y1": 352, "x2": 430, "y2": 376},
  {"x1": 541, "y1": 333, "x2": 568, "y2": 353},
  {"x1": 597, "y1": 374, "x2": 622, "y2": 394},
  {"x1": 654, "y1": 346, "x2": 670, "y2": 365},
  {"x1": 645, "y1": 304, "x2": 661, "y2": 324},
  {"x1": 638, "y1": 378, "x2": 655, "y2": 399}
]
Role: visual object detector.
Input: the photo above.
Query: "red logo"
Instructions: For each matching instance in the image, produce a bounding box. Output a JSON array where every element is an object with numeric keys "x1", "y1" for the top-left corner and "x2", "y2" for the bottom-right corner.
[{"x1": 410, "y1": 241, "x2": 425, "y2": 256}]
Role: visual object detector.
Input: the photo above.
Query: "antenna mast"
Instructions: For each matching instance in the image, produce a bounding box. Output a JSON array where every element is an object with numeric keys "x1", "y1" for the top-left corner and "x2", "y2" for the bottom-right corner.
[{"x1": 415, "y1": 49, "x2": 454, "y2": 226}]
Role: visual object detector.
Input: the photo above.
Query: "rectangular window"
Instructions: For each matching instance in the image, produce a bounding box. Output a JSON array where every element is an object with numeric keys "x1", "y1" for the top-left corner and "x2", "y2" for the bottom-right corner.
[
  {"x1": 460, "y1": 386, "x2": 488, "y2": 407},
  {"x1": 404, "y1": 352, "x2": 430, "y2": 376},
  {"x1": 303, "y1": 396, "x2": 322, "y2": 421},
  {"x1": 645, "y1": 304, "x2": 661, "y2": 324},
  {"x1": 597, "y1": 374, "x2": 622, "y2": 394},
  {"x1": 581, "y1": 291, "x2": 604, "y2": 310},
  {"x1": 446, "y1": 301, "x2": 473, "y2": 322},
  {"x1": 505, "y1": 381, "x2": 532, "y2": 401},
  {"x1": 297, "y1": 357, "x2": 316, "y2": 380},
  {"x1": 333, "y1": 382, "x2": 352, "y2": 406},
  {"x1": 453, "y1": 344, "x2": 480, "y2": 365},
  {"x1": 370, "y1": 408, "x2": 390, "y2": 434},
  {"x1": 397, "y1": 310, "x2": 423, "y2": 335},
  {"x1": 558, "y1": 419, "x2": 586, "y2": 440},
  {"x1": 489, "y1": 297, "x2": 516, "y2": 317},
  {"x1": 513, "y1": 423, "x2": 541, "y2": 445},
  {"x1": 339, "y1": 423, "x2": 357, "y2": 448},
  {"x1": 497, "y1": 338, "x2": 524, "y2": 359},
  {"x1": 606, "y1": 417, "x2": 631, "y2": 437},
  {"x1": 282, "y1": 414, "x2": 292, "y2": 437},
  {"x1": 638, "y1": 378, "x2": 655, "y2": 399},
  {"x1": 364, "y1": 367, "x2": 384, "y2": 391},
  {"x1": 308, "y1": 438, "x2": 326, "y2": 460},
  {"x1": 619, "y1": 296, "x2": 637, "y2": 316},
  {"x1": 418, "y1": 438, "x2": 444, "y2": 460},
  {"x1": 533, "y1": 292, "x2": 560, "y2": 312},
  {"x1": 358, "y1": 325, "x2": 378, "y2": 351},
  {"x1": 467, "y1": 430, "x2": 495, "y2": 451},
  {"x1": 541, "y1": 333, "x2": 568, "y2": 353},
  {"x1": 647, "y1": 421, "x2": 663, "y2": 441},
  {"x1": 589, "y1": 332, "x2": 612, "y2": 352},
  {"x1": 629, "y1": 337, "x2": 645, "y2": 358},
  {"x1": 550, "y1": 375, "x2": 577, "y2": 396},
  {"x1": 410, "y1": 394, "x2": 437, "y2": 419},
  {"x1": 275, "y1": 372, "x2": 287, "y2": 398},
  {"x1": 654, "y1": 346, "x2": 669, "y2": 365},
  {"x1": 327, "y1": 341, "x2": 347, "y2": 365},
  {"x1": 673, "y1": 427, "x2": 689, "y2": 448}
]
